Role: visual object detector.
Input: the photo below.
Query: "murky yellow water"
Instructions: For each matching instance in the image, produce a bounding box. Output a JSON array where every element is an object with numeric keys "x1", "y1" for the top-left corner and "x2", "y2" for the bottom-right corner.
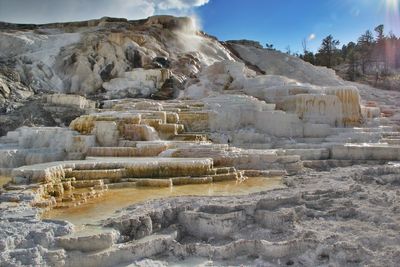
[
  {"x1": 44, "y1": 177, "x2": 284, "y2": 226},
  {"x1": 0, "y1": 176, "x2": 11, "y2": 187}
]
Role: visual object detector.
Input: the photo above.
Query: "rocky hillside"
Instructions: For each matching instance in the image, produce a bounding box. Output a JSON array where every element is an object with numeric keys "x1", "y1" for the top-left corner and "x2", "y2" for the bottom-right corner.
[
  {"x1": 0, "y1": 16, "x2": 234, "y2": 99},
  {"x1": 0, "y1": 15, "x2": 372, "y2": 135},
  {"x1": 0, "y1": 15, "x2": 349, "y2": 99},
  {"x1": 0, "y1": 16, "x2": 236, "y2": 133},
  {"x1": 334, "y1": 62, "x2": 400, "y2": 91},
  {"x1": 2, "y1": 16, "x2": 400, "y2": 267}
]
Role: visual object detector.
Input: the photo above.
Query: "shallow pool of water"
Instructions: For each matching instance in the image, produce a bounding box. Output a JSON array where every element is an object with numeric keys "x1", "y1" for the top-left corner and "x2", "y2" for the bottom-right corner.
[{"x1": 44, "y1": 177, "x2": 284, "y2": 227}]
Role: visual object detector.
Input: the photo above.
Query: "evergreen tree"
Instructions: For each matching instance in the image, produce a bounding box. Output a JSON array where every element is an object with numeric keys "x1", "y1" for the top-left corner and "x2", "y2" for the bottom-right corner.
[
  {"x1": 357, "y1": 30, "x2": 374, "y2": 73},
  {"x1": 265, "y1": 43, "x2": 275, "y2": 50},
  {"x1": 298, "y1": 24, "x2": 400, "y2": 80},
  {"x1": 374, "y1": 24, "x2": 386, "y2": 72},
  {"x1": 374, "y1": 24, "x2": 385, "y2": 43},
  {"x1": 301, "y1": 51, "x2": 316, "y2": 65},
  {"x1": 316, "y1": 35, "x2": 340, "y2": 68},
  {"x1": 345, "y1": 42, "x2": 358, "y2": 81}
]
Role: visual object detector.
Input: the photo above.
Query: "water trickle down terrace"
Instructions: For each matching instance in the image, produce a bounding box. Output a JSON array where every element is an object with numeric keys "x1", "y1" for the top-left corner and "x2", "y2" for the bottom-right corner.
[{"x1": 4, "y1": 98, "x2": 297, "y2": 219}]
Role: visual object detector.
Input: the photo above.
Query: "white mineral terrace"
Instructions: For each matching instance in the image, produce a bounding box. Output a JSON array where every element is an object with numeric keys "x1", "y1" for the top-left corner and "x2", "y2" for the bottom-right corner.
[
  {"x1": 12, "y1": 157, "x2": 214, "y2": 182},
  {"x1": 1, "y1": 14, "x2": 400, "y2": 266},
  {"x1": 2, "y1": 94, "x2": 400, "y2": 214}
]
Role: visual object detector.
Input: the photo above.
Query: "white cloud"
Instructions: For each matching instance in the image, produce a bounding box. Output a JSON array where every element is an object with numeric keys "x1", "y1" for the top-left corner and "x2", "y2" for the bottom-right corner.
[
  {"x1": 350, "y1": 7, "x2": 360, "y2": 17},
  {"x1": 155, "y1": 0, "x2": 210, "y2": 10},
  {"x1": 0, "y1": 0, "x2": 210, "y2": 24},
  {"x1": 308, "y1": 33, "x2": 316, "y2": 41}
]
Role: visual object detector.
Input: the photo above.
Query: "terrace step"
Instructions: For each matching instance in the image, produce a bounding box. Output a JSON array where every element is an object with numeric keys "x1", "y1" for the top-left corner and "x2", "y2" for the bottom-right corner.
[
  {"x1": 214, "y1": 167, "x2": 237, "y2": 174},
  {"x1": 211, "y1": 173, "x2": 239, "y2": 182},
  {"x1": 303, "y1": 159, "x2": 387, "y2": 170},
  {"x1": 118, "y1": 140, "x2": 212, "y2": 148},
  {"x1": 382, "y1": 132, "x2": 400, "y2": 137},
  {"x1": 283, "y1": 148, "x2": 330, "y2": 160},
  {"x1": 12, "y1": 157, "x2": 214, "y2": 183},
  {"x1": 86, "y1": 145, "x2": 166, "y2": 157},
  {"x1": 107, "y1": 182, "x2": 137, "y2": 189},
  {"x1": 171, "y1": 133, "x2": 208, "y2": 141},
  {"x1": 380, "y1": 138, "x2": 400, "y2": 145},
  {"x1": 107, "y1": 172, "x2": 242, "y2": 188},
  {"x1": 331, "y1": 144, "x2": 400, "y2": 160},
  {"x1": 65, "y1": 169, "x2": 127, "y2": 181},
  {"x1": 71, "y1": 179, "x2": 105, "y2": 189},
  {"x1": 171, "y1": 176, "x2": 213, "y2": 185},
  {"x1": 136, "y1": 179, "x2": 172, "y2": 187}
]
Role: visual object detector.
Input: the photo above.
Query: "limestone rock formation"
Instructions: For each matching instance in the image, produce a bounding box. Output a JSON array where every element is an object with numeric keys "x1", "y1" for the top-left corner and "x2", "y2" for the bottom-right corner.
[
  {"x1": 0, "y1": 16, "x2": 400, "y2": 267},
  {"x1": 0, "y1": 67, "x2": 34, "y2": 113},
  {"x1": 0, "y1": 16, "x2": 234, "y2": 99},
  {"x1": 102, "y1": 68, "x2": 171, "y2": 99},
  {"x1": 225, "y1": 40, "x2": 344, "y2": 86}
]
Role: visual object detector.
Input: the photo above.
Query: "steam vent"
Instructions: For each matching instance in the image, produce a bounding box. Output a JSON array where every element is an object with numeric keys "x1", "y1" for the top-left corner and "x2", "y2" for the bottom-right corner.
[{"x1": 1, "y1": 15, "x2": 400, "y2": 267}]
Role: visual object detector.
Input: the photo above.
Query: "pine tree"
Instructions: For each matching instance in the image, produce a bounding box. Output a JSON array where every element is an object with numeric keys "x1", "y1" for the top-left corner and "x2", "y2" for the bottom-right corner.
[
  {"x1": 357, "y1": 30, "x2": 374, "y2": 74},
  {"x1": 374, "y1": 24, "x2": 385, "y2": 42},
  {"x1": 345, "y1": 42, "x2": 358, "y2": 81},
  {"x1": 374, "y1": 24, "x2": 386, "y2": 73},
  {"x1": 316, "y1": 35, "x2": 340, "y2": 68}
]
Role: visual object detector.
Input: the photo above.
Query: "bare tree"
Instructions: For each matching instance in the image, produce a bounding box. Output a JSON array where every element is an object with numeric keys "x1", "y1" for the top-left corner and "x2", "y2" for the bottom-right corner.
[{"x1": 302, "y1": 38, "x2": 308, "y2": 54}]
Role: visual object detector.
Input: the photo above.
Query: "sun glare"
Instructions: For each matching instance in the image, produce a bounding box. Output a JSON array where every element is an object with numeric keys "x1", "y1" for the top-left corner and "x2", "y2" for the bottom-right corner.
[
  {"x1": 386, "y1": 0, "x2": 399, "y2": 9},
  {"x1": 383, "y1": 0, "x2": 400, "y2": 32},
  {"x1": 385, "y1": 0, "x2": 399, "y2": 13}
]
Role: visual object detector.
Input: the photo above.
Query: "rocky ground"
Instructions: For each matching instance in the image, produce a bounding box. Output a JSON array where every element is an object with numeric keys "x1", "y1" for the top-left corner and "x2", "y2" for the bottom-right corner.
[
  {"x1": 356, "y1": 82, "x2": 400, "y2": 126},
  {"x1": 95, "y1": 164, "x2": 400, "y2": 267},
  {"x1": 335, "y1": 63, "x2": 400, "y2": 92},
  {"x1": 2, "y1": 162, "x2": 399, "y2": 266}
]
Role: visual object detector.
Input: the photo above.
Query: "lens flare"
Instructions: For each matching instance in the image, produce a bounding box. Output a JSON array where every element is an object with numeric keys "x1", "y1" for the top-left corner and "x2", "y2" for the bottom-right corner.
[
  {"x1": 386, "y1": 0, "x2": 399, "y2": 10},
  {"x1": 384, "y1": 0, "x2": 400, "y2": 33},
  {"x1": 385, "y1": 0, "x2": 399, "y2": 17}
]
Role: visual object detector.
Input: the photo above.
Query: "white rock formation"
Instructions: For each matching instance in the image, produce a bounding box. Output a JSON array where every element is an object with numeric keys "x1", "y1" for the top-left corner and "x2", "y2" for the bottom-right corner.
[
  {"x1": 183, "y1": 60, "x2": 255, "y2": 99},
  {"x1": 0, "y1": 30, "x2": 81, "y2": 92},
  {"x1": 45, "y1": 94, "x2": 96, "y2": 109},
  {"x1": 182, "y1": 58, "x2": 362, "y2": 128},
  {"x1": 0, "y1": 16, "x2": 235, "y2": 97},
  {"x1": 1, "y1": 16, "x2": 400, "y2": 267},
  {"x1": 103, "y1": 69, "x2": 171, "y2": 99},
  {"x1": 0, "y1": 127, "x2": 95, "y2": 174},
  {"x1": 227, "y1": 41, "x2": 344, "y2": 86}
]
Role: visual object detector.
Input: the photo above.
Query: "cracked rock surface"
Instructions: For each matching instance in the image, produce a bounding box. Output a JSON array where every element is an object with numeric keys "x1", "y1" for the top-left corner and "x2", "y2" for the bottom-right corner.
[
  {"x1": 1, "y1": 164, "x2": 400, "y2": 266},
  {"x1": 93, "y1": 164, "x2": 399, "y2": 267}
]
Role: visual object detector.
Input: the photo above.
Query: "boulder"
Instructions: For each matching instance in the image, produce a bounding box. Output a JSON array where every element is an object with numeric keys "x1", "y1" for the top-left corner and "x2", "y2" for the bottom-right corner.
[
  {"x1": 103, "y1": 69, "x2": 171, "y2": 99},
  {"x1": 45, "y1": 94, "x2": 96, "y2": 109},
  {"x1": 0, "y1": 78, "x2": 11, "y2": 98}
]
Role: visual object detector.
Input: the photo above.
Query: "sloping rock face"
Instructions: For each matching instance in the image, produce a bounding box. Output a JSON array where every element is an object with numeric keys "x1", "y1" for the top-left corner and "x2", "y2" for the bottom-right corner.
[
  {"x1": 0, "y1": 67, "x2": 34, "y2": 113},
  {"x1": 0, "y1": 15, "x2": 237, "y2": 134},
  {"x1": 0, "y1": 17, "x2": 366, "y2": 133},
  {"x1": 0, "y1": 94, "x2": 95, "y2": 136},
  {"x1": 183, "y1": 59, "x2": 362, "y2": 127},
  {"x1": 225, "y1": 41, "x2": 344, "y2": 86},
  {"x1": 0, "y1": 16, "x2": 234, "y2": 99}
]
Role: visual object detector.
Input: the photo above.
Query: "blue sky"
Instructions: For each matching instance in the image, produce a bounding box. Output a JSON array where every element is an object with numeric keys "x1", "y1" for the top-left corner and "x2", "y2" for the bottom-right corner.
[
  {"x1": 197, "y1": 0, "x2": 400, "y2": 53},
  {"x1": 1, "y1": 0, "x2": 399, "y2": 53}
]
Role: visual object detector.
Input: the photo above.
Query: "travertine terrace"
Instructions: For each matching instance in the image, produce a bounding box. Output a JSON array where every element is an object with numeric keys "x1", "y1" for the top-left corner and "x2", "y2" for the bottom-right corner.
[{"x1": 0, "y1": 16, "x2": 400, "y2": 266}]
